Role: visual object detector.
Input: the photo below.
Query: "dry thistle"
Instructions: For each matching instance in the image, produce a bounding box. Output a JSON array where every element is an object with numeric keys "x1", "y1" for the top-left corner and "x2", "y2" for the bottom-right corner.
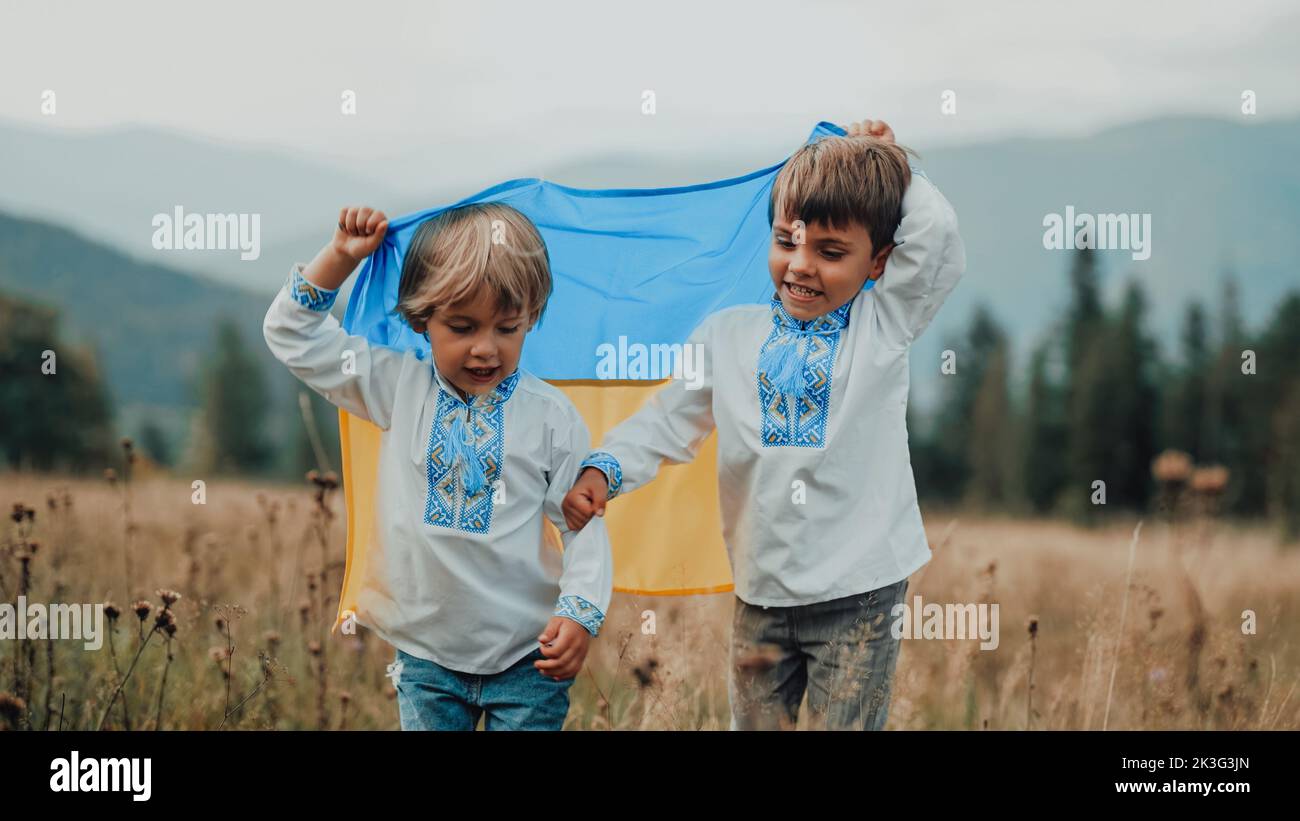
[
  {"x1": 154, "y1": 609, "x2": 177, "y2": 637},
  {"x1": 1191, "y1": 465, "x2": 1229, "y2": 495},
  {"x1": 132, "y1": 600, "x2": 152, "y2": 622},
  {"x1": 1151, "y1": 450, "x2": 1193, "y2": 483},
  {"x1": 156, "y1": 588, "x2": 182, "y2": 608}
]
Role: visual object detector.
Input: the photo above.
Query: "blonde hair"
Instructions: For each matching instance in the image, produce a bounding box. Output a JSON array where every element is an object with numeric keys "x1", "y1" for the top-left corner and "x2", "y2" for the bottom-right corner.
[
  {"x1": 768, "y1": 135, "x2": 914, "y2": 255},
  {"x1": 393, "y1": 202, "x2": 552, "y2": 330}
]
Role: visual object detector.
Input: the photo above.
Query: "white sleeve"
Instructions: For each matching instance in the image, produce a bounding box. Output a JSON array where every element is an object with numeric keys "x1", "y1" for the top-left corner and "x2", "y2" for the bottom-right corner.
[
  {"x1": 579, "y1": 316, "x2": 716, "y2": 499},
  {"x1": 262, "y1": 262, "x2": 404, "y2": 431},
  {"x1": 871, "y1": 171, "x2": 967, "y2": 349},
  {"x1": 543, "y1": 400, "x2": 614, "y2": 636}
]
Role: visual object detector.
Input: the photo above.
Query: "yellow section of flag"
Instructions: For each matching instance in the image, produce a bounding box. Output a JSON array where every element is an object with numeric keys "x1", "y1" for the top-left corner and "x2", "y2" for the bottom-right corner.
[{"x1": 331, "y1": 379, "x2": 732, "y2": 632}]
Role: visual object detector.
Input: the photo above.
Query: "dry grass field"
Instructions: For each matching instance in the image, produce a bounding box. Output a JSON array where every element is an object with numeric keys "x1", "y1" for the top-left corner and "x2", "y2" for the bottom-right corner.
[{"x1": 2, "y1": 463, "x2": 1297, "y2": 731}]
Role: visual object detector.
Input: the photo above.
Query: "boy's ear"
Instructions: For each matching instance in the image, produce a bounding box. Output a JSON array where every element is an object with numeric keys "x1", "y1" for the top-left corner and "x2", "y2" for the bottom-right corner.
[{"x1": 866, "y1": 243, "x2": 895, "y2": 281}]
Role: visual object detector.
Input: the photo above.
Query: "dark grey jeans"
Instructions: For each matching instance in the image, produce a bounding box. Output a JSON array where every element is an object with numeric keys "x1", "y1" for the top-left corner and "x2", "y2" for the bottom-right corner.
[{"x1": 729, "y1": 578, "x2": 910, "y2": 730}]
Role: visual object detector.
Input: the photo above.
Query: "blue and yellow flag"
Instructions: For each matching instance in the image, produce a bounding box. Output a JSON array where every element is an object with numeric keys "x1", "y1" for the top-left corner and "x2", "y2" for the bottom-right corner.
[{"x1": 335, "y1": 121, "x2": 846, "y2": 622}]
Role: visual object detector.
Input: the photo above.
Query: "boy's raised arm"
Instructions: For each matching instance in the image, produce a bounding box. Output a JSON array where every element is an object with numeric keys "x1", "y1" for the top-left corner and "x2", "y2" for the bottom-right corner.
[
  {"x1": 263, "y1": 207, "x2": 405, "y2": 430},
  {"x1": 871, "y1": 171, "x2": 966, "y2": 349}
]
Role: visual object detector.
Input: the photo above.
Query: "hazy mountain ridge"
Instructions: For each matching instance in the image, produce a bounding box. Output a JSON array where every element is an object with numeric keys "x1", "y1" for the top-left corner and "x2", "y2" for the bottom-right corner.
[{"x1": 2, "y1": 114, "x2": 1297, "y2": 429}]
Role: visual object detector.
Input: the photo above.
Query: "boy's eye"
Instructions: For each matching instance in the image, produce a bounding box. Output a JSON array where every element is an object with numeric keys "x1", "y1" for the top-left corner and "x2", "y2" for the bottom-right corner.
[
  {"x1": 449, "y1": 325, "x2": 472, "y2": 334},
  {"x1": 498, "y1": 325, "x2": 521, "y2": 334},
  {"x1": 775, "y1": 237, "x2": 795, "y2": 249},
  {"x1": 821, "y1": 251, "x2": 845, "y2": 260}
]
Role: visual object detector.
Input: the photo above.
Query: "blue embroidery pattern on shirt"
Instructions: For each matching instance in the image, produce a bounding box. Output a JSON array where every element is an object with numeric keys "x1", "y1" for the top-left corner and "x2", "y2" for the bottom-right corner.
[
  {"x1": 554, "y1": 594, "x2": 605, "y2": 636},
  {"x1": 757, "y1": 296, "x2": 853, "y2": 448},
  {"x1": 579, "y1": 451, "x2": 624, "y2": 500},
  {"x1": 287, "y1": 265, "x2": 339, "y2": 312},
  {"x1": 423, "y1": 369, "x2": 521, "y2": 534}
]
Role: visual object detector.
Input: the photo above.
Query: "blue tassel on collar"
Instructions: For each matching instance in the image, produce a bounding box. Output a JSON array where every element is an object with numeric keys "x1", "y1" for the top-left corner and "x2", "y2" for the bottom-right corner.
[
  {"x1": 757, "y1": 294, "x2": 854, "y2": 399},
  {"x1": 429, "y1": 365, "x2": 522, "y2": 498},
  {"x1": 445, "y1": 410, "x2": 487, "y2": 496}
]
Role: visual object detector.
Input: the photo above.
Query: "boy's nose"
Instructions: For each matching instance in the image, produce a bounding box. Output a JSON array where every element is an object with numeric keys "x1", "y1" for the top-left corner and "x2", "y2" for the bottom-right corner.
[
  {"x1": 789, "y1": 248, "x2": 816, "y2": 276},
  {"x1": 470, "y1": 335, "x2": 497, "y2": 358},
  {"x1": 789, "y1": 258, "x2": 815, "y2": 277}
]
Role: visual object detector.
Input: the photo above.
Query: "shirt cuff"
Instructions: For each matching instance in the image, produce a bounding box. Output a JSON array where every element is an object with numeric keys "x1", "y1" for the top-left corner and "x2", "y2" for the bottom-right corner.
[
  {"x1": 554, "y1": 594, "x2": 605, "y2": 637},
  {"x1": 287, "y1": 262, "x2": 340, "y2": 312},
  {"x1": 579, "y1": 451, "x2": 623, "y2": 500}
]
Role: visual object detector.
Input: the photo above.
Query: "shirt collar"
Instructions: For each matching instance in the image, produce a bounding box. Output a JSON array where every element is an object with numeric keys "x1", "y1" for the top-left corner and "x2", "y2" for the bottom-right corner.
[
  {"x1": 769, "y1": 291, "x2": 855, "y2": 335},
  {"x1": 429, "y1": 358, "x2": 522, "y2": 411}
]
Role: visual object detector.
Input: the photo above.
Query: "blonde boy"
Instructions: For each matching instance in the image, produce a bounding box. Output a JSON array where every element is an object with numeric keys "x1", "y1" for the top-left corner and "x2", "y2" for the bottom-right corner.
[{"x1": 265, "y1": 203, "x2": 612, "y2": 730}]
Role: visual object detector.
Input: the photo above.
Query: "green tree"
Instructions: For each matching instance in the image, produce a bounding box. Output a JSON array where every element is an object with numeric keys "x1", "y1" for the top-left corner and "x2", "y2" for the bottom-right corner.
[
  {"x1": 0, "y1": 291, "x2": 114, "y2": 471},
  {"x1": 930, "y1": 303, "x2": 1008, "y2": 502},
  {"x1": 1060, "y1": 250, "x2": 1110, "y2": 521},
  {"x1": 199, "y1": 318, "x2": 273, "y2": 475},
  {"x1": 1162, "y1": 301, "x2": 1209, "y2": 458},
  {"x1": 1106, "y1": 280, "x2": 1159, "y2": 510},
  {"x1": 965, "y1": 337, "x2": 1018, "y2": 510},
  {"x1": 1022, "y1": 338, "x2": 1068, "y2": 513},
  {"x1": 1251, "y1": 294, "x2": 1300, "y2": 530},
  {"x1": 1203, "y1": 274, "x2": 1251, "y2": 512},
  {"x1": 139, "y1": 418, "x2": 172, "y2": 467}
]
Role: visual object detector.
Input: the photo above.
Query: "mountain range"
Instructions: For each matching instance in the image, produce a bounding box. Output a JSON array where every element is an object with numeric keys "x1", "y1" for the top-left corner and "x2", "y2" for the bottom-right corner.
[{"x1": 1, "y1": 114, "x2": 1296, "y2": 452}]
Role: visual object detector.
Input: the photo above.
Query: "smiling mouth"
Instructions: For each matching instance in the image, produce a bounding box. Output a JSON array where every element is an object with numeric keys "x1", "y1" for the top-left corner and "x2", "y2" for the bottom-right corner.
[
  {"x1": 784, "y1": 281, "x2": 823, "y2": 299},
  {"x1": 465, "y1": 366, "x2": 499, "y2": 381}
]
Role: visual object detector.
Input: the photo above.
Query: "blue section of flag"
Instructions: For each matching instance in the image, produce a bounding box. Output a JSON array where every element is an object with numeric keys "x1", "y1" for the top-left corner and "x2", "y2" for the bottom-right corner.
[{"x1": 341, "y1": 120, "x2": 874, "y2": 380}]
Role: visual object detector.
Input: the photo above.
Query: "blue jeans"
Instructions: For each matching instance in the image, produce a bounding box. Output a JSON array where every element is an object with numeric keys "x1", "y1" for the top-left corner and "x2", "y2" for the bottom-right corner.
[
  {"x1": 389, "y1": 647, "x2": 574, "y2": 731},
  {"x1": 729, "y1": 578, "x2": 910, "y2": 730}
]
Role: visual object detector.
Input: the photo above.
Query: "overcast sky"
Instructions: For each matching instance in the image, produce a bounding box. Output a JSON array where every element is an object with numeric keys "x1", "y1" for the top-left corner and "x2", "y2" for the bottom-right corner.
[{"x1": 2, "y1": 0, "x2": 1297, "y2": 182}]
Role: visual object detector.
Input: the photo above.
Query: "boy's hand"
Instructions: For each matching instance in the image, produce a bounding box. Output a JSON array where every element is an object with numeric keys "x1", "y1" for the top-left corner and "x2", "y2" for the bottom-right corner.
[
  {"x1": 534, "y1": 616, "x2": 591, "y2": 680},
  {"x1": 333, "y1": 206, "x2": 389, "y2": 263},
  {"x1": 562, "y1": 467, "x2": 609, "y2": 531},
  {"x1": 847, "y1": 119, "x2": 895, "y2": 144}
]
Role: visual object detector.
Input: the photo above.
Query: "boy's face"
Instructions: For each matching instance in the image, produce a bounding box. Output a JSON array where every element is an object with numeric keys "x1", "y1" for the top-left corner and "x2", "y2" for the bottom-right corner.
[
  {"x1": 768, "y1": 217, "x2": 893, "y2": 321},
  {"x1": 414, "y1": 289, "x2": 529, "y2": 399}
]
